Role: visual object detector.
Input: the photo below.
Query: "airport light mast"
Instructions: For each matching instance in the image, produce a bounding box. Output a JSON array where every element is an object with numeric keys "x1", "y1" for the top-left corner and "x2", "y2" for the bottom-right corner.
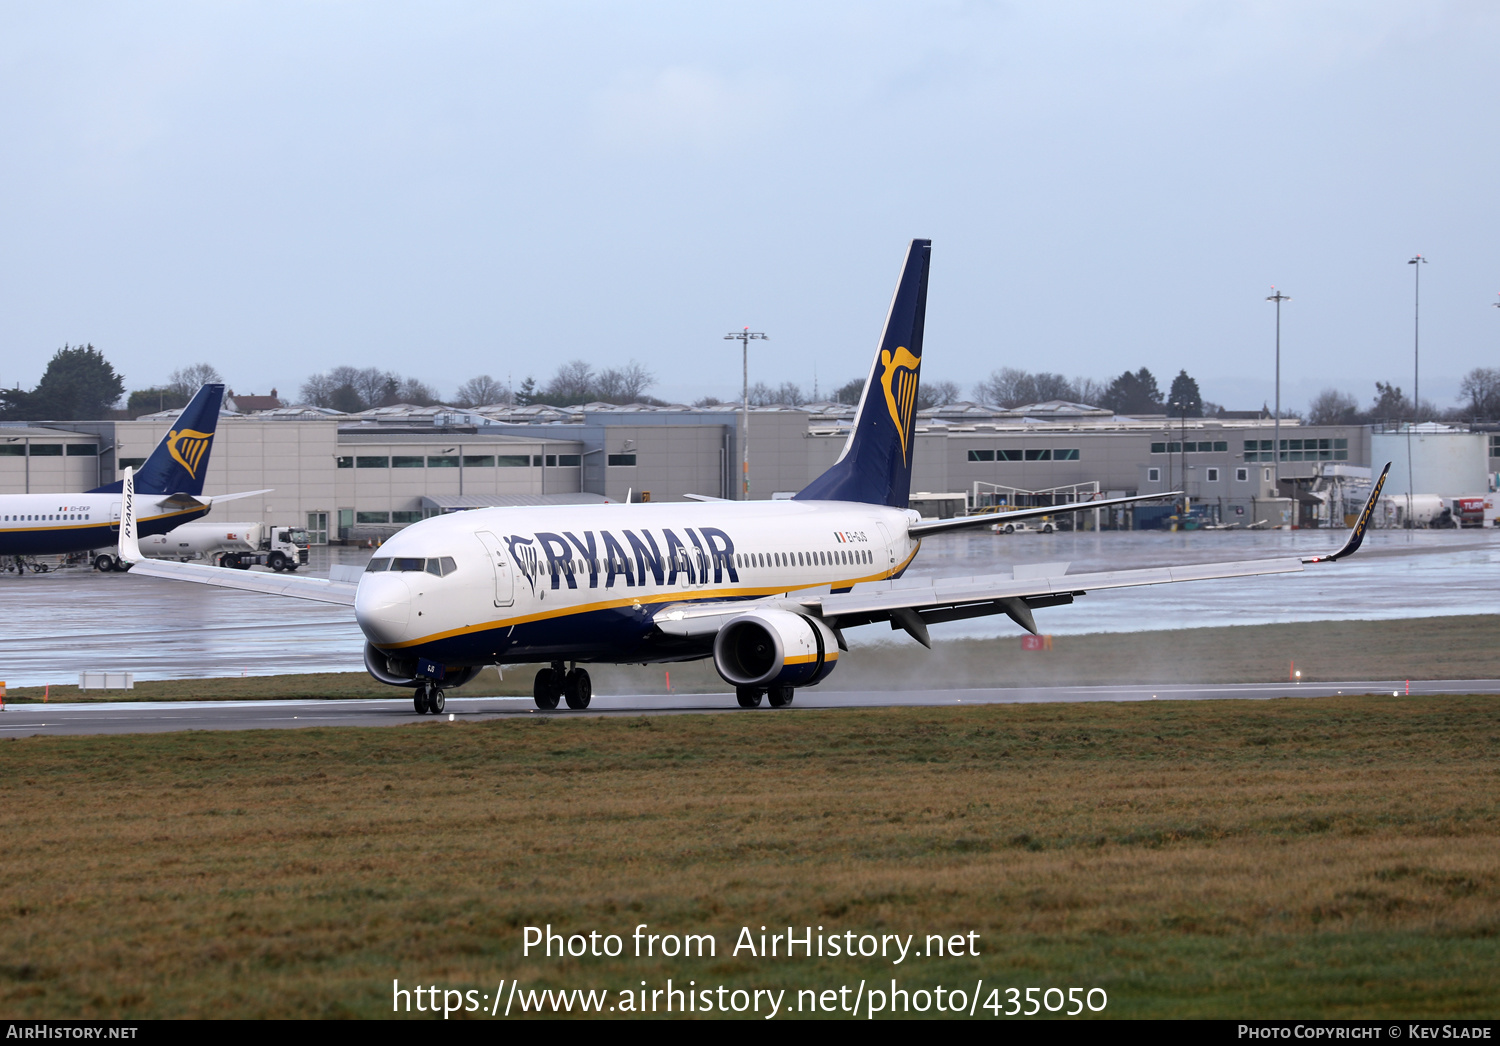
[
  {"x1": 1170, "y1": 398, "x2": 1189, "y2": 515},
  {"x1": 1409, "y1": 255, "x2": 1426, "y2": 423},
  {"x1": 1266, "y1": 288, "x2": 1291, "y2": 497},
  {"x1": 724, "y1": 327, "x2": 768, "y2": 499}
]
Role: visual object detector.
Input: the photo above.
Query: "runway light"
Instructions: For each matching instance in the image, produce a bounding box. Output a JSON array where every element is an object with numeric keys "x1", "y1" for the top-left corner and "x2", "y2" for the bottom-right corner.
[{"x1": 449, "y1": 713, "x2": 455, "y2": 721}]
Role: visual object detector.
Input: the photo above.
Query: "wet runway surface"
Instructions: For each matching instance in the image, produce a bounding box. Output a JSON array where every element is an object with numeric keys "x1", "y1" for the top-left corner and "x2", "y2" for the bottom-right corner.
[
  {"x1": 5, "y1": 679, "x2": 1497, "y2": 737},
  {"x1": 1, "y1": 527, "x2": 1496, "y2": 687}
]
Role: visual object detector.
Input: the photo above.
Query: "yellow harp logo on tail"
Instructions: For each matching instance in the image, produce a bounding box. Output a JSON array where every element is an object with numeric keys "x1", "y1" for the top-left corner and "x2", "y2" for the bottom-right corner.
[
  {"x1": 879, "y1": 346, "x2": 922, "y2": 464},
  {"x1": 167, "y1": 428, "x2": 213, "y2": 480}
]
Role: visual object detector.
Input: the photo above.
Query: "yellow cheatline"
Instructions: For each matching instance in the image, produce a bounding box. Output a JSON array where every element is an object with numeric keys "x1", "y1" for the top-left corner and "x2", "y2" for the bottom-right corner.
[{"x1": 374, "y1": 545, "x2": 922, "y2": 650}]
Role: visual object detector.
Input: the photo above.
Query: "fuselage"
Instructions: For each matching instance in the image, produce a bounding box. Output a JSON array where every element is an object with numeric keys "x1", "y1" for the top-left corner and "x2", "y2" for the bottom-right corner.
[
  {"x1": 355, "y1": 499, "x2": 922, "y2": 667},
  {"x1": 0, "y1": 493, "x2": 207, "y2": 556}
]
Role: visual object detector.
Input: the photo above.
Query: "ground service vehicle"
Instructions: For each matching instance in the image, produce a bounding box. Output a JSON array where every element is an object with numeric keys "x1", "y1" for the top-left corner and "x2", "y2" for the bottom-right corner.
[{"x1": 130, "y1": 521, "x2": 309, "y2": 571}]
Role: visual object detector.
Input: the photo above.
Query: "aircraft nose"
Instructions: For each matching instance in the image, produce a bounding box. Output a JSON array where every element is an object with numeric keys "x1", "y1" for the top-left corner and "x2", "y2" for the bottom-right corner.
[{"x1": 355, "y1": 573, "x2": 412, "y2": 644}]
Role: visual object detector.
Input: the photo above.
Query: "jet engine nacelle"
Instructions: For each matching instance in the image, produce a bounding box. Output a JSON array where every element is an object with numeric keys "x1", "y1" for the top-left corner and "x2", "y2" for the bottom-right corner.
[
  {"x1": 363, "y1": 642, "x2": 483, "y2": 690},
  {"x1": 712, "y1": 609, "x2": 839, "y2": 689}
]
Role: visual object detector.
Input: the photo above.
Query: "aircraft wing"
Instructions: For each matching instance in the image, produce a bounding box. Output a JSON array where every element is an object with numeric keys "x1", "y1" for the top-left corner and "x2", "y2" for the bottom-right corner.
[
  {"x1": 123, "y1": 558, "x2": 358, "y2": 606},
  {"x1": 653, "y1": 556, "x2": 1303, "y2": 645},
  {"x1": 908, "y1": 490, "x2": 1180, "y2": 536},
  {"x1": 657, "y1": 463, "x2": 1392, "y2": 646},
  {"x1": 118, "y1": 468, "x2": 357, "y2": 606}
]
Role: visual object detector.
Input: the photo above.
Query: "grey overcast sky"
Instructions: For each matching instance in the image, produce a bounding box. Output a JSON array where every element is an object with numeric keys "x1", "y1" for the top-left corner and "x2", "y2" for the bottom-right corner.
[{"x1": 2, "y1": 2, "x2": 1497, "y2": 411}]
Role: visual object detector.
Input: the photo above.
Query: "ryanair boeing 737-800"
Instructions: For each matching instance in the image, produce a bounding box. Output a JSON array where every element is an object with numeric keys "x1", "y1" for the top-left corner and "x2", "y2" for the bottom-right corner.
[
  {"x1": 117, "y1": 240, "x2": 1389, "y2": 714},
  {"x1": 0, "y1": 384, "x2": 252, "y2": 570}
]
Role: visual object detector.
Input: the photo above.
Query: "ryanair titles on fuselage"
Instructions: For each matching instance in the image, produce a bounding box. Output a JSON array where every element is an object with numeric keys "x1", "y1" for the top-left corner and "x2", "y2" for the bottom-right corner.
[{"x1": 504, "y1": 525, "x2": 875, "y2": 593}]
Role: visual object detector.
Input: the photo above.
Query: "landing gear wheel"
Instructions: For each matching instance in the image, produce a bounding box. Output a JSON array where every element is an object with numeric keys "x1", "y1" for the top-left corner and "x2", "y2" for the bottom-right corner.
[
  {"x1": 768, "y1": 685, "x2": 795, "y2": 708},
  {"x1": 533, "y1": 669, "x2": 561, "y2": 710},
  {"x1": 268, "y1": 552, "x2": 288, "y2": 572},
  {"x1": 94, "y1": 554, "x2": 116, "y2": 572},
  {"x1": 429, "y1": 689, "x2": 445, "y2": 714},
  {"x1": 736, "y1": 686, "x2": 764, "y2": 708},
  {"x1": 564, "y1": 668, "x2": 592, "y2": 709},
  {"x1": 413, "y1": 686, "x2": 430, "y2": 715}
]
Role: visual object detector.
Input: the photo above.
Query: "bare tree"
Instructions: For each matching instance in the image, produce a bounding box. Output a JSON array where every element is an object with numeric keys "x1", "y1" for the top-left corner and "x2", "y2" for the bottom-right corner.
[
  {"x1": 453, "y1": 375, "x2": 511, "y2": 408},
  {"x1": 1306, "y1": 388, "x2": 1360, "y2": 426},
  {"x1": 1030, "y1": 373, "x2": 1076, "y2": 402},
  {"x1": 917, "y1": 379, "x2": 961, "y2": 410},
  {"x1": 1459, "y1": 367, "x2": 1500, "y2": 421},
  {"x1": 976, "y1": 367, "x2": 1032, "y2": 407},
  {"x1": 396, "y1": 378, "x2": 439, "y2": 406},
  {"x1": 593, "y1": 368, "x2": 625, "y2": 403},
  {"x1": 616, "y1": 360, "x2": 655, "y2": 402},
  {"x1": 1072, "y1": 376, "x2": 1106, "y2": 406},
  {"x1": 545, "y1": 360, "x2": 596, "y2": 404},
  {"x1": 299, "y1": 372, "x2": 341, "y2": 407},
  {"x1": 167, "y1": 363, "x2": 223, "y2": 400},
  {"x1": 831, "y1": 378, "x2": 864, "y2": 405},
  {"x1": 353, "y1": 368, "x2": 399, "y2": 408}
]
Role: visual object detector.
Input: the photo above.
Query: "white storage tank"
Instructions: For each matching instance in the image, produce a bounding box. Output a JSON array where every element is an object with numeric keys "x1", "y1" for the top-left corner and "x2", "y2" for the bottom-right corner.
[{"x1": 1371, "y1": 427, "x2": 1488, "y2": 497}]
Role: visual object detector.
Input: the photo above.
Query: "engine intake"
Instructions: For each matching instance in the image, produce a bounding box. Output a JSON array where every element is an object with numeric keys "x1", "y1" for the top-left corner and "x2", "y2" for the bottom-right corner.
[
  {"x1": 712, "y1": 609, "x2": 839, "y2": 689},
  {"x1": 363, "y1": 642, "x2": 483, "y2": 690}
]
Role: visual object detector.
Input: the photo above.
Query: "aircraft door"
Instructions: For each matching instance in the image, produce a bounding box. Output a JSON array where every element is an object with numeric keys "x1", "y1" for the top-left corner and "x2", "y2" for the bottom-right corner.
[
  {"x1": 110, "y1": 501, "x2": 121, "y2": 533},
  {"x1": 474, "y1": 531, "x2": 515, "y2": 607},
  {"x1": 875, "y1": 522, "x2": 895, "y2": 566}
]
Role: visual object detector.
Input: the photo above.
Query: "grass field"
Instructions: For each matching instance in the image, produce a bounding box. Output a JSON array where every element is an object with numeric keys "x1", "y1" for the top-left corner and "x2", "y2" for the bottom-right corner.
[
  {"x1": 7, "y1": 613, "x2": 1499, "y2": 703},
  {"x1": 2, "y1": 693, "x2": 1497, "y2": 1018}
]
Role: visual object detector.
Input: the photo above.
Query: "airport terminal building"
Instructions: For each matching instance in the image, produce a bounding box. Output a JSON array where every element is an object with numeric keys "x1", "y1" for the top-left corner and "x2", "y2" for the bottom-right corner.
[{"x1": 11, "y1": 396, "x2": 1480, "y2": 545}]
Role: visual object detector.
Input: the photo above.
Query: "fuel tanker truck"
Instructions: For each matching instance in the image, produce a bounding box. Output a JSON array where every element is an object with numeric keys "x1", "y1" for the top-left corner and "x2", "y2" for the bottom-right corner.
[{"x1": 98, "y1": 521, "x2": 309, "y2": 572}]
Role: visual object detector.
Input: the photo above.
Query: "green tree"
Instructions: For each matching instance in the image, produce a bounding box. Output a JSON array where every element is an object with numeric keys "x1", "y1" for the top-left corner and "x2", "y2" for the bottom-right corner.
[
  {"x1": 832, "y1": 378, "x2": 864, "y2": 405},
  {"x1": 0, "y1": 344, "x2": 124, "y2": 420},
  {"x1": 1371, "y1": 381, "x2": 1409, "y2": 421},
  {"x1": 126, "y1": 387, "x2": 190, "y2": 415},
  {"x1": 1167, "y1": 370, "x2": 1202, "y2": 417},
  {"x1": 1101, "y1": 367, "x2": 1162, "y2": 415}
]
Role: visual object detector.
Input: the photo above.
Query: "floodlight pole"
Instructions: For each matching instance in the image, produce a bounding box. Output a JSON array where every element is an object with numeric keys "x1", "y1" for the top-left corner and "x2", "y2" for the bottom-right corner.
[
  {"x1": 1266, "y1": 289, "x2": 1291, "y2": 496},
  {"x1": 724, "y1": 327, "x2": 768, "y2": 499},
  {"x1": 1408, "y1": 255, "x2": 1426, "y2": 422}
]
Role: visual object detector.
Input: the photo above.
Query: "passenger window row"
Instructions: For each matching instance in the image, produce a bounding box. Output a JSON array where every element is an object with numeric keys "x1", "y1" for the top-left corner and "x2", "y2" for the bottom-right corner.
[{"x1": 736, "y1": 549, "x2": 872, "y2": 569}]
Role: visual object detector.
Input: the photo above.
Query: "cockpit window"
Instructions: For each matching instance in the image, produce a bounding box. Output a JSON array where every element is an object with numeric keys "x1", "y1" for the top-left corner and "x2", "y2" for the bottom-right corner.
[
  {"x1": 391, "y1": 557, "x2": 426, "y2": 572},
  {"x1": 365, "y1": 558, "x2": 391, "y2": 572},
  {"x1": 426, "y1": 557, "x2": 458, "y2": 577}
]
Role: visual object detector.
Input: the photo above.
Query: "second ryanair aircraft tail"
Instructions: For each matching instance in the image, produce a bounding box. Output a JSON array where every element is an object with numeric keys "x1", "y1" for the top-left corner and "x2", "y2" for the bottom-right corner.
[
  {"x1": 795, "y1": 238, "x2": 930, "y2": 509},
  {"x1": 89, "y1": 383, "x2": 226, "y2": 496}
]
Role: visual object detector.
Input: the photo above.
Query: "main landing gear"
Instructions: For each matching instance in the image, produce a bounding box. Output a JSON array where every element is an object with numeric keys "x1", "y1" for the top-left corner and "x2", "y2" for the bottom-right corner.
[
  {"x1": 413, "y1": 682, "x2": 446, "y2": 715},
  {"x1": 534, "y1": 662, "x2": 591, "y2": 710},
  {"x1": 736, "y1": 685, "x2": 796, "y2": 709}
]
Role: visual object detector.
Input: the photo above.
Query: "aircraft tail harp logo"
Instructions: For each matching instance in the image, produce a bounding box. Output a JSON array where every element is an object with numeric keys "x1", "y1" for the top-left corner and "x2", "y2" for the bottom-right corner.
[
  {"x1": 879, "y1": 346, "x2": 922, "y2": 463},
  {"x1": 167, "y1": 428, "x2": 213, "y2": 478}
]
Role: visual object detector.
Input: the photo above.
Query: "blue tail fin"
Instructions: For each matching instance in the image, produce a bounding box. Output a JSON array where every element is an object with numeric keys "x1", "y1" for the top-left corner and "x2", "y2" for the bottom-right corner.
[
  {"x1": 795, "y1": 239, "x2": 930, "y2": 508},
  {"x1": 89, "y1": 384, "x2": 226, "y2": 495}
]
